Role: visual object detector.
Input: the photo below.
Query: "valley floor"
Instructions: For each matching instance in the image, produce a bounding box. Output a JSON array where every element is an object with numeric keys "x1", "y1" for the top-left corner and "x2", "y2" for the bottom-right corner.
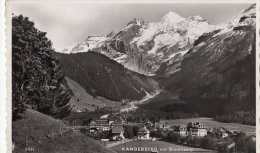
[{"x1": 120, "y1": 90, "x2": 161, "y2": 112}]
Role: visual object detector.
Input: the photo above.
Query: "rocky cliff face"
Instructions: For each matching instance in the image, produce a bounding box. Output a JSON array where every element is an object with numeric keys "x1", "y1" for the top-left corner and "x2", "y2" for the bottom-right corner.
[
  {"x1": 118, "y1": 13, "x2": 213, "y2": 75},
  {"x1": 178, "y1": 4, "x2": 256, "y2": 113},
  {"x1": 56, "y1": 12, "x2": 213, "y2": 75}
]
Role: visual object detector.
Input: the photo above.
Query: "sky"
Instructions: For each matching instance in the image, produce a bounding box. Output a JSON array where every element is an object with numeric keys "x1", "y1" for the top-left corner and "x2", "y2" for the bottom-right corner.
[{"x1": 12, "y1": 2, "x2": 253, "y2": 49}]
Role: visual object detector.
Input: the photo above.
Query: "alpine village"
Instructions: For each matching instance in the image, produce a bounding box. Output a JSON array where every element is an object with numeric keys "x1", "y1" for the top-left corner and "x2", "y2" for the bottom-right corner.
[{"x1": 12, "y1": 3, "x2": 256, "y2": 153}]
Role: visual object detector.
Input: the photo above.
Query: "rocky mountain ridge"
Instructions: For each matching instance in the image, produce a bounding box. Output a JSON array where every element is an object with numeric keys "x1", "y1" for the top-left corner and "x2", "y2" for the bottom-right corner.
[{"x1": 56, "y1": 11, "x2": 213, "y2": 75}]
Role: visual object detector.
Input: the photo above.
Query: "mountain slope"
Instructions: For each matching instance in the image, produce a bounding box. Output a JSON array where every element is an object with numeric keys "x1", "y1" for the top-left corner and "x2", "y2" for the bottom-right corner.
[
  {"x1": 65, "y1": 77, "x2": 121, "y2": 112},
  {"x1": 13, "y1": 109, "x2": 116, "y2": 153},
  {"x1": 176, "y1": 4, "x2": 256, "y2": 116},
  {"x1": 55, "y1": 52, "x2": 158, "y2": 102},
  {"x1": 56, "y1": 12, "x2": 213, "y2": 76}
]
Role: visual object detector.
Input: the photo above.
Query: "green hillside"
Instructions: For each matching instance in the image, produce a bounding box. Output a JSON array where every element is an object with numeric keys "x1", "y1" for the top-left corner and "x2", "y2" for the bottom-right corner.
[{"x1": 12, "y1": 109, "x2": 116, "y2": 153}]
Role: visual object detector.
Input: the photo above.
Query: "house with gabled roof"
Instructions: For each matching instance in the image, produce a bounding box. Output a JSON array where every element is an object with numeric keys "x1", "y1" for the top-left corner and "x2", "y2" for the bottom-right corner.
[
  {"x1": 111, "y1": 126, "x2": 124, "y2": 140},
  {"x1": 138, "y1": 127, "x2": 150, "y2": 140}
]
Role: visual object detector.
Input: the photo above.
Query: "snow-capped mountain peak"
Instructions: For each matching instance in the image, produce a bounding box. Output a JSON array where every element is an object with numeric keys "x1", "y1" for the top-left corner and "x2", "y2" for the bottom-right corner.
[
  {"x1": 161, "y1": 11, "x2": 185, "y2": 24},
  {"x1": 56, "y1": 34, "x2": 108, "y2": 54},
  {"x1": 56, "y1": 10, "x2": 213, "y2": 75}
]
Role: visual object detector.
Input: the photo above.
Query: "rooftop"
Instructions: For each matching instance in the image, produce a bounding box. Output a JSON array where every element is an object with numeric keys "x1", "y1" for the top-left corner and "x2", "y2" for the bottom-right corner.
[{"x1": 112, "y1": 127, "x2": 124, "y2": 134}]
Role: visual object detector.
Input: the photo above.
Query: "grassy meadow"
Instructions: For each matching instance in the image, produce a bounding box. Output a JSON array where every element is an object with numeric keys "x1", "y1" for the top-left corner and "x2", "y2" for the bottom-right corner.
[{"x1": 66, "y1": 77, "x2": 121, "y2": 111}]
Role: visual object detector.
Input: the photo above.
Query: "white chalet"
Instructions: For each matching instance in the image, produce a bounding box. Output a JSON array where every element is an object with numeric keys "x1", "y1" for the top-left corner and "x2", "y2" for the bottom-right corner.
[{"x1": 138, "y1": 127, "x2": 150, "y2": 140}]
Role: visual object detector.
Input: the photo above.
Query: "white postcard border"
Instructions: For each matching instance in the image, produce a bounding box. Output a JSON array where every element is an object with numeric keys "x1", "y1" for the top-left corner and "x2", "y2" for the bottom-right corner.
[{"x1": 3, "y1": 0, "x2": 260, "y2": 152}]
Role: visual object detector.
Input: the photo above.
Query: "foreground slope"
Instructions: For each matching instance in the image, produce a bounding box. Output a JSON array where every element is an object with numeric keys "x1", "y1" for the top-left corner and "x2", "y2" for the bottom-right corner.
[
  {"x1": 55, "y1": 52, "x2": 158, "y2": 102},
  {"x1": 177, "y1": 4, "x2": 256, "y2": 116},
  {"x1": 13, "y1": 109, "x2": 116, "y2": 153}
]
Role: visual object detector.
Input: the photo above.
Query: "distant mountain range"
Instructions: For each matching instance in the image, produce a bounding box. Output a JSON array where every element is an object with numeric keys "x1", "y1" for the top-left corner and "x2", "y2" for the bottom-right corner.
[
  {"x1": 56, "y1": 11, "x2": 214, "y2": 76},
  {"x1": 55, "y1": 4, "x2": 256, "y2": 115}
]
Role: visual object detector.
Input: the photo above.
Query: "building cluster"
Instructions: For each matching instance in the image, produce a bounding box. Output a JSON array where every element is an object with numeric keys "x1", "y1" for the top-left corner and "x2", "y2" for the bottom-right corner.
[
  {"x1": 89, "y1": 118, "x2": 123, "y2": 131},
  {"x1": 174, "y1": 122, "x2": 208, "y2": 137},
  {"x1": 134, "y1": 120, "x2": 170, "y2": 129},
  {"x1": 89, "y1": 118, "x2": 124, "y2": 140},
  {"x1": 89, "y1": 118, "x2": 153, "y2": 140},
  {"x1": 88, "y1": 118, "x2": 255, "y2": 143},
  {"x1": 155, "y1": 122, "x2": 170, "y2": 129}
]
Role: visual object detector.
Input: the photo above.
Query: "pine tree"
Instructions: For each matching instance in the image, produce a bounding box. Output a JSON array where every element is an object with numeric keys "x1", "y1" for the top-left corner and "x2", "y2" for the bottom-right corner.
[{"x1": 12, "y1": 15, "x2": 72, "y2": 120}]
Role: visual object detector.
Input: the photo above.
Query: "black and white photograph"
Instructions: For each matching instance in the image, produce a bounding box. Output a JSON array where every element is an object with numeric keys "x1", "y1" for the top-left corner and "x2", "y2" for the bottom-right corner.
[{"x1": 4, "y1": 0, "x2": 258, "y2": 152}]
